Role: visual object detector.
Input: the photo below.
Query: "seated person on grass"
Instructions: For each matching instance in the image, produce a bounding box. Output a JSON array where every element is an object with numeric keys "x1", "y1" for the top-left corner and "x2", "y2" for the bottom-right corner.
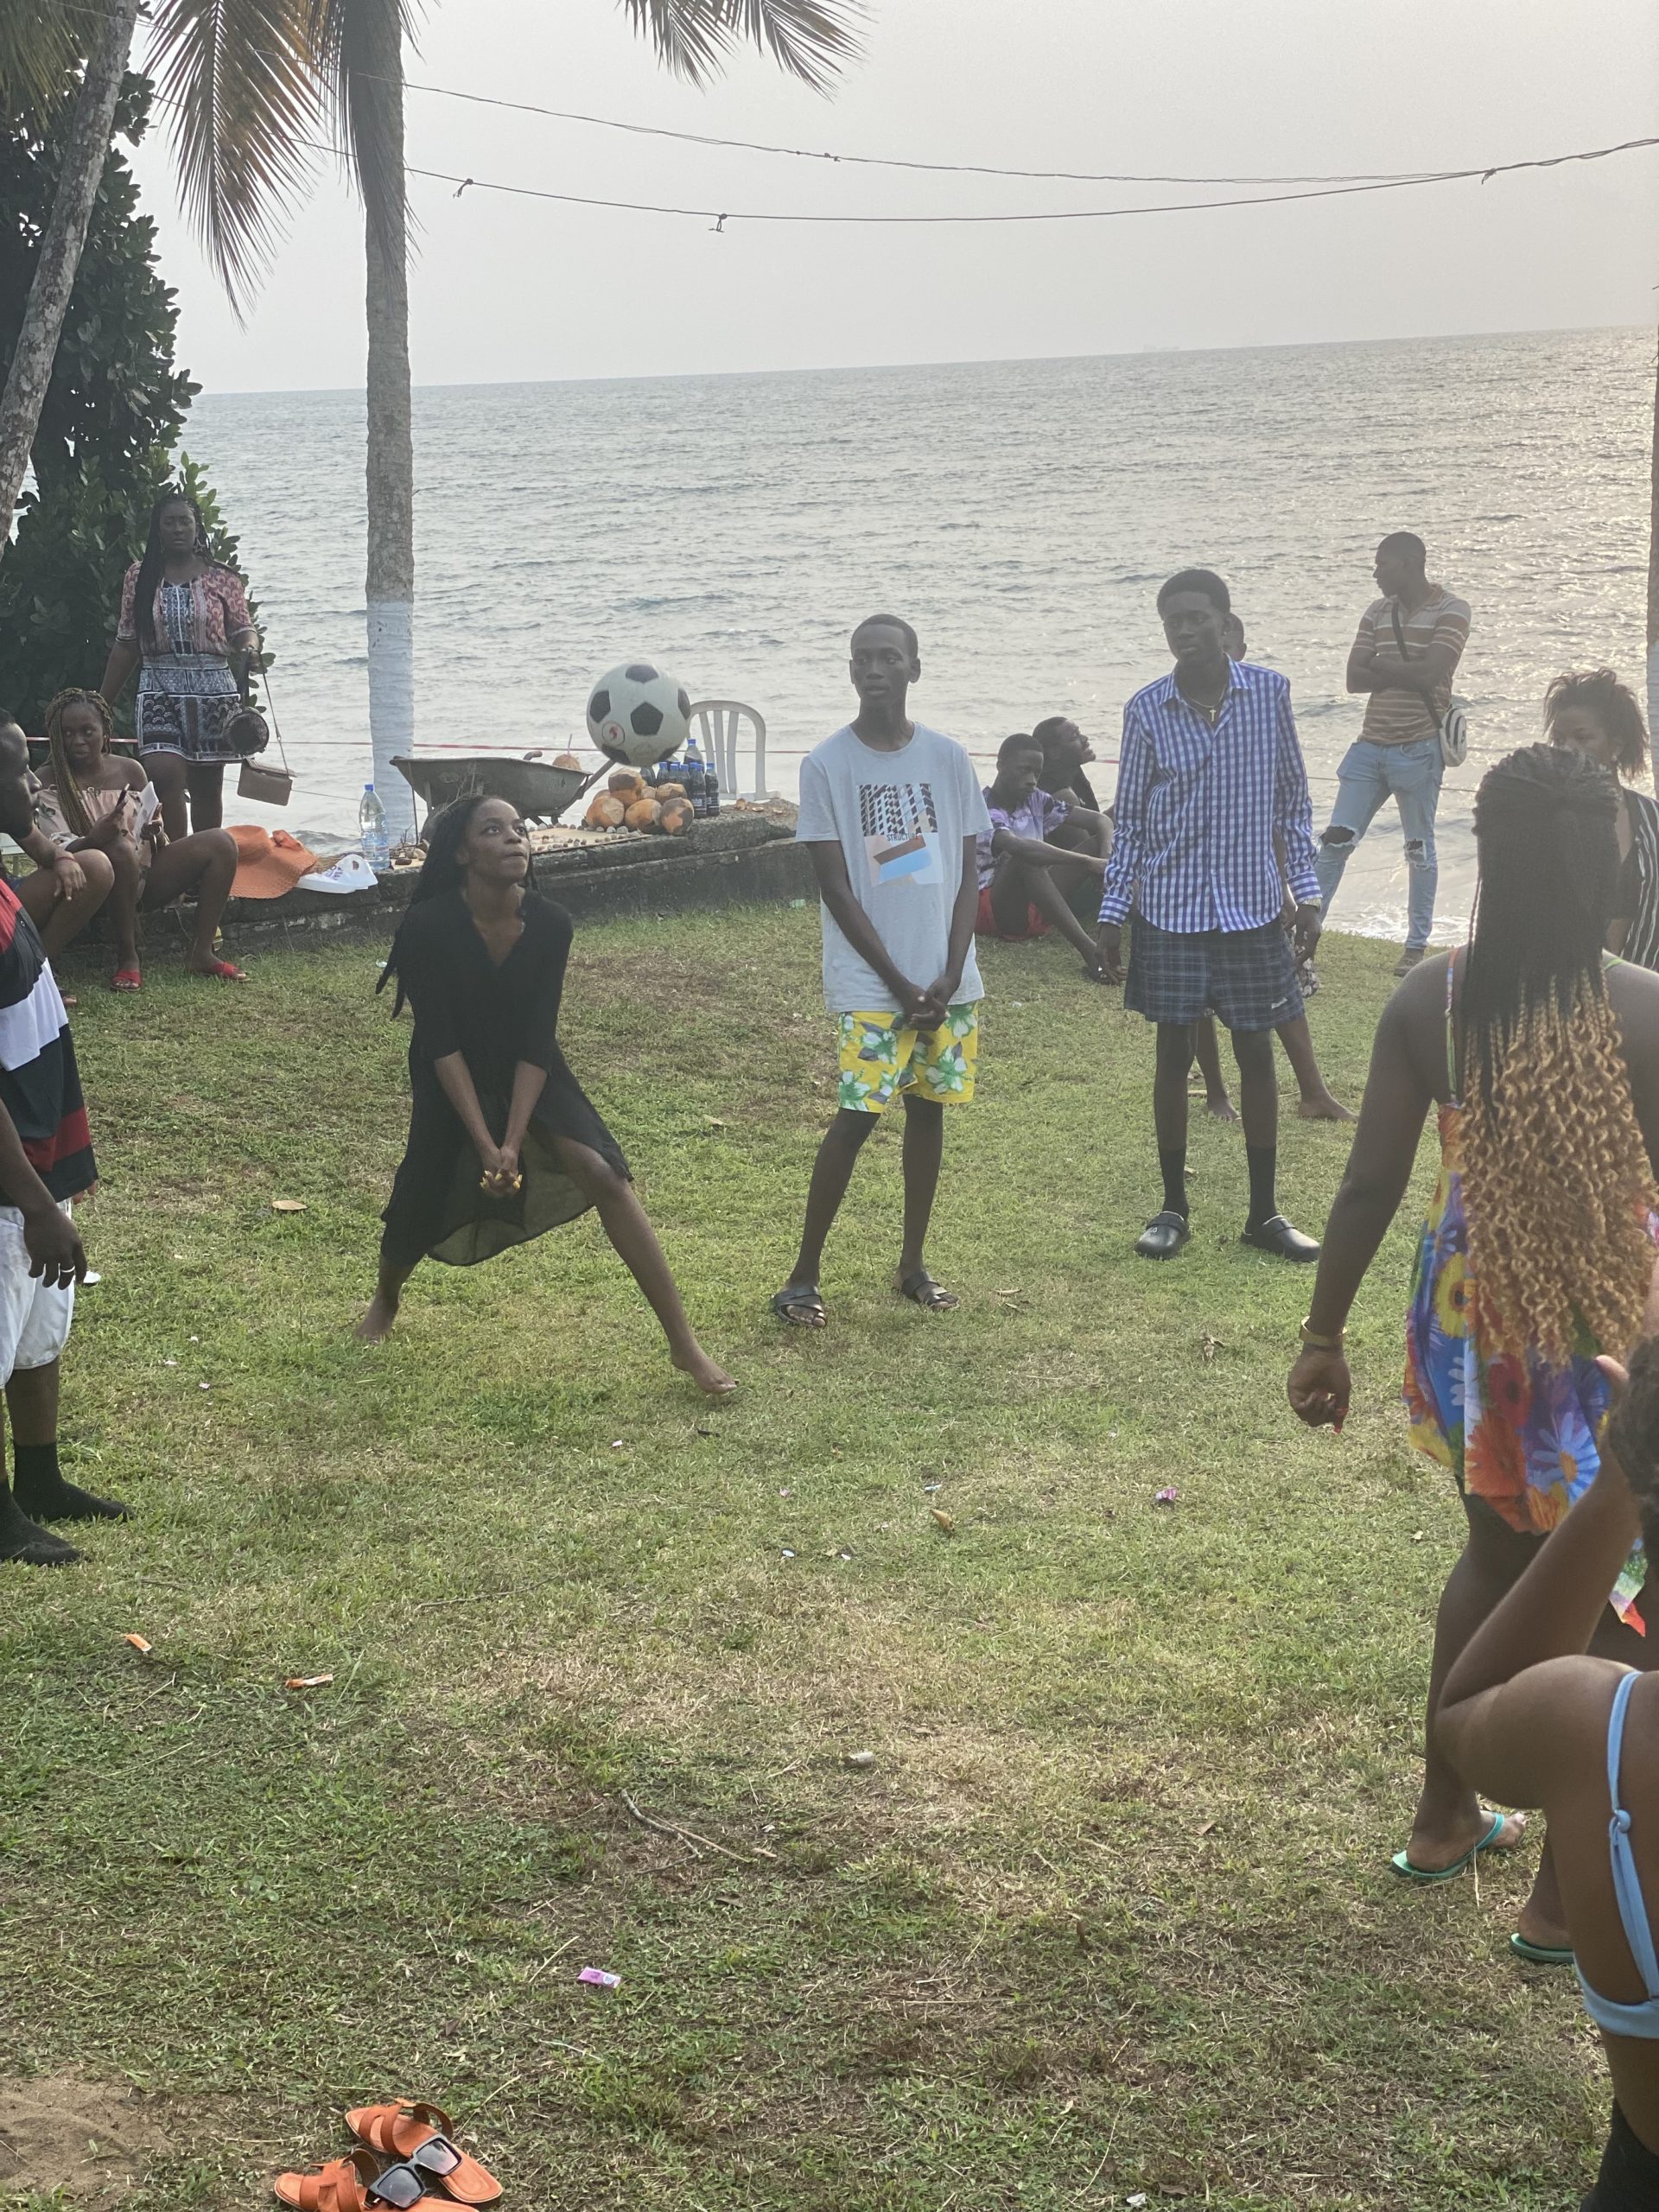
[
  {"x1": 1033, "y1": 715, "x2": 1114, "y2": 925},
  {"x1": 976, "y1": 733, "x2": 1109, "y2": 978},
  {"x1": 35, "y1": 689, "x2": 245, "y2": 991},
  {"x1": 0, "y1": 708, "x2": 116, "y2": 974}
]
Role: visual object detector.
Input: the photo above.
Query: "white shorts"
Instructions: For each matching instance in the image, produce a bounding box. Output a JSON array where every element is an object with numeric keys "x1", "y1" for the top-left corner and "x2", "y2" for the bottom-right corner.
[{"x1": 0, "y1": 1204, "x2": 75, "y2": 1381}]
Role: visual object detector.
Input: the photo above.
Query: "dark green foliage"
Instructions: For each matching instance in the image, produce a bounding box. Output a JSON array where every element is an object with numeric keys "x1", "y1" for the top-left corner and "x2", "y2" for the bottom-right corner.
[{"x1": 0, "y1": 72, "x2": 197, "y2": 731}]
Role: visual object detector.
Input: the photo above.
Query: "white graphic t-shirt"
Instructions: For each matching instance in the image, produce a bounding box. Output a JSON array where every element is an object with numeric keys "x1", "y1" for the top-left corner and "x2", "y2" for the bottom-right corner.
[{"x1": 795, "y1": 722, "x2": 992, "y2": 1014}]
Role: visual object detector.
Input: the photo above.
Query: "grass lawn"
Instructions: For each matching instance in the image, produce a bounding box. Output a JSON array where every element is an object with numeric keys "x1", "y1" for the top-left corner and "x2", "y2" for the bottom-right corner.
[{"x1": 0, "y1": 907, "x2": 1611, "y2": 2211}]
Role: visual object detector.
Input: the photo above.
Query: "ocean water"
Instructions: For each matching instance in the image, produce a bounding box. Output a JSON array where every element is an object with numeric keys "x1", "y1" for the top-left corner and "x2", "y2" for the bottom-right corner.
[{"x1": 184, "y1": 326, "x2": 1653, "y2": 938}]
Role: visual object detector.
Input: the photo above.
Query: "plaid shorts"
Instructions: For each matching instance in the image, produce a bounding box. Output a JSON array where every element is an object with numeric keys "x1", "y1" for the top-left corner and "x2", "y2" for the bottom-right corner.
[
  {"x1": 836, "y1": 1006, "x2": 979, "y2": 1113},
  {"x1": 1124, "y1": 917, "x2": 1302, "y2": 1033}
]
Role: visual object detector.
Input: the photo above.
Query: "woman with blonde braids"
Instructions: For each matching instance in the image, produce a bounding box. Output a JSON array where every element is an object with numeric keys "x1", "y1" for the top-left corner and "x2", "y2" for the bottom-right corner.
[
  {"x1": 34, "y1": 690, "x2": 244, "y2": 988},
  {"x1": 1288, "y1": 744, "x2": 1659, "y2": 1963}
]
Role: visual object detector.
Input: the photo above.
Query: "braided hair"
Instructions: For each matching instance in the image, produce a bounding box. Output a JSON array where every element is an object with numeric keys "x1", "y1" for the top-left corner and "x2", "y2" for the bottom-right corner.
[
  {"x1": 377, "y1": 795, "x2": 537, "y2": 1016},
  {"x1": 42, "y1": 688, "x2": 118, "y2": 842},
  {"x1": 1459, "y1": 743, "x2": 1658, "y2": 1362}
]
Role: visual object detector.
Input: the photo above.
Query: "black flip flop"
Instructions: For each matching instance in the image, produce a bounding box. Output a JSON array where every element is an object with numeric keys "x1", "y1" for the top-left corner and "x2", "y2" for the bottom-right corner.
[
  {"x1": 771, "y1": 1285, "x2": 827, "y2": 1328},
  {"x1": 898, "y1": 1268, "x2": 958, "y2": 1312}
]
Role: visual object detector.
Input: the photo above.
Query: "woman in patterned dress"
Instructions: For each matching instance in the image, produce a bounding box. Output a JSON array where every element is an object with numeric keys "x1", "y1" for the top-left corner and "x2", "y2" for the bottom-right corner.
[
  {"x1": 1287, "y1": 746, "x2": 1659, "y2": 1962},
  {"x1": 99, "y1": 488, "x2": 261, "y2": 842},
  {"x1": 1546, "y1": 669, "x2": 1659, "y2": 971}
]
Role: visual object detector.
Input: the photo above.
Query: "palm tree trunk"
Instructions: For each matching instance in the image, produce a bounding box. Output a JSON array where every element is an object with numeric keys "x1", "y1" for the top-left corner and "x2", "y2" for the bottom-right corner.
[
  {"x1": 1649, "y1": 332, "x2": 1658, "y2": 743},
  {"x1": 362, "y1": 0, "x2": 414, "y2": 828},
  {"x1": 0, "y1": 0, "x2": 144, "y2": 548}
]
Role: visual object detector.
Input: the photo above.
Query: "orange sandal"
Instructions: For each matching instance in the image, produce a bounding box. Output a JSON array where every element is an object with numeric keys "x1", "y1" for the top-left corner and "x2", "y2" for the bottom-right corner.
[
  {"x1": 275, "y1": 2147, "x2": 447, "y2": 2210},
  {"x1": 344, "y1": 2104, "x2": 500, "y2": 2205},
  {"x1": 110, "y1": 968, "x2": 142, "y2": 993}
]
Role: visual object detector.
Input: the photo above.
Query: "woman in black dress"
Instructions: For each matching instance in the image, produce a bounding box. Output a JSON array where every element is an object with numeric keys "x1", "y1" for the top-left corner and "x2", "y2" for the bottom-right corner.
[{"x1": 356, "y1": 796, "x2": 734, "y2": 1396}]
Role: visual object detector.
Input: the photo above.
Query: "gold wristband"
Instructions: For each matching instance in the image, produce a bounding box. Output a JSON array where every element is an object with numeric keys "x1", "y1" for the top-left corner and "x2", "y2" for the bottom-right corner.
[{"x1": 1300, "y1": 1319, "x2": 1344, "y2": 1351}]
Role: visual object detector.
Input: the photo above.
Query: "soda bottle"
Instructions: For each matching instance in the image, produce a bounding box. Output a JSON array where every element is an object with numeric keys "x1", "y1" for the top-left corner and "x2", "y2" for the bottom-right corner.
[
  {"x1": 683, "y1": 737, "x2": 707, "y2": 815},
  {"x1": 702, "y1": 755, "x2": 721, "y2": 818},
  {"x1": 359, "y1": 781, "x2": 390, "y2": 871}
]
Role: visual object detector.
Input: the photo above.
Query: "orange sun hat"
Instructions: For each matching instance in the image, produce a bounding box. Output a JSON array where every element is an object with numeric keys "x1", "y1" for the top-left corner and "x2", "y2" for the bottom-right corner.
[{"x1": 228, "y1": 825, "x2": 321, "y2": 900}]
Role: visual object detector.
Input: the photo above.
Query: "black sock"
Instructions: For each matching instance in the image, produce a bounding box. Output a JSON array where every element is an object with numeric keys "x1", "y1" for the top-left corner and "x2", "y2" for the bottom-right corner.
[
  {"x1": 1246, "y1": 1144, "x2": 1278, "y2": 1228},
  {"x1": 1159, "y1": 1147, "x2": 1189, "y2": 1219},
  {"x1": 11, "y1": 1442, "x2": 127, "y2": 1522},
  {"x1": 0, "y1": 1482, "x2": 80, "y2": 1563}
]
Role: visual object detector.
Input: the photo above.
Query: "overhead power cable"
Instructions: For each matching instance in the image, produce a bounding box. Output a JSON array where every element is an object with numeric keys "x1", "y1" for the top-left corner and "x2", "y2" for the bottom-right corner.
[{"x1": 399, "y1": 132, "x2": 1659, "y2": 226}]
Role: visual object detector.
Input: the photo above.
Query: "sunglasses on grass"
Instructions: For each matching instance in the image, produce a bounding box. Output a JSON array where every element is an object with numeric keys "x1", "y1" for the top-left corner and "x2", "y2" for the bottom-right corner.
[{"x1": 365, "y1": 2134, "x2": 463, "y2": 2206}]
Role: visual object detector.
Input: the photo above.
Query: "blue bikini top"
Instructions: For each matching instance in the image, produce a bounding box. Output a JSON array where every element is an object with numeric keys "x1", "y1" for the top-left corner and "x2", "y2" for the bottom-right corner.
[{"x1": 1578, "y1": 1670, "x2": 1659, "y2": 2040}]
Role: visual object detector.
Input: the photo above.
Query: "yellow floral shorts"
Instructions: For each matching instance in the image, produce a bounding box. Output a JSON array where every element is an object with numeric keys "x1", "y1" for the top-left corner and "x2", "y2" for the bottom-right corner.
[{"x1": 836, "y1": 1006, "x2": 979, "y2": 1114}]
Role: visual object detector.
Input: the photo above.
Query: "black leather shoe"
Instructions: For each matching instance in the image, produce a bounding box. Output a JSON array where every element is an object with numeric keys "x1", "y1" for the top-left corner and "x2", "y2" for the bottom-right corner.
[
  {"x1": 1240, "y1": 1213, "x2": 1320, "y2": 1262},
  {"x1": 1135, "y1": 1210, "x2": 1192, "y2": 1260}
]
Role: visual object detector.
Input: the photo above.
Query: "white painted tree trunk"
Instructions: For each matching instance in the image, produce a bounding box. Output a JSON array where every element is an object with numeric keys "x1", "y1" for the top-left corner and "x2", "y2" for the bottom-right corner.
[
  {"x1": 363, "y1": 0, "x2": 415, "y2": 830},
  {"x1": 0, "y1": 0, "x2": 143, "y2": 547},
  {"x1": 1649, "y1": 333, "x2": 1658, "y2": 746}
]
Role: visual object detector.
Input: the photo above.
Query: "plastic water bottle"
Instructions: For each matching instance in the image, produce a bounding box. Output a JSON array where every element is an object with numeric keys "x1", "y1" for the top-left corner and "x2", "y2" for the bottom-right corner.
[
  {"x1": 702, "y1": 755, "x2": 721, "y2": 818},
  {"x1": 359, "y1": 781, "x2": 390, "y2": 872},
  {"x1": 683, "y1": 737, "x2": 707, "y2": 814}
]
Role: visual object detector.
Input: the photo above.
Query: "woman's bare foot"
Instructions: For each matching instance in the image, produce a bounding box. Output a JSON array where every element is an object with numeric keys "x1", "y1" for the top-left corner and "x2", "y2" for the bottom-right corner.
[
  {"x1": 1401, "y1": 1806, "x2": 1527, "y2": 1874},
  {"x1": 354, "y1": 1294, "x2": 399, "y2": 1344},
  {"x1": 673, "y1": 1343, "x2": 736, "y2": 1396},
  {"x1": 1298, "y1": 1090, "x2": 1355, "y2": 1122}
]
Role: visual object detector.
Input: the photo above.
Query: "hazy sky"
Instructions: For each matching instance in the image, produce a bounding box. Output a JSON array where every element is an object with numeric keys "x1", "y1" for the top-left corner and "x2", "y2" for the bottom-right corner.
[{"x1": 128, "y1": 0, "x2": 1659, "y2": 393}]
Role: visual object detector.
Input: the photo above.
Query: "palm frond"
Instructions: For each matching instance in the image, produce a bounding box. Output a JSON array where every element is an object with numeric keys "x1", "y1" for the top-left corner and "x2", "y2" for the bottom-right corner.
[
  {"x1": 0, "y1": 0, "x2": 86, "y2": 118},
  {"x1": 619, "y1": 0, "x2": 864, "y2": 92},
  {"x1": 144, "y1": 0, "x2": 325, "y2": 315},
  {"x1": 301, "y1": 0, "x2": 423, "y2": 265}
]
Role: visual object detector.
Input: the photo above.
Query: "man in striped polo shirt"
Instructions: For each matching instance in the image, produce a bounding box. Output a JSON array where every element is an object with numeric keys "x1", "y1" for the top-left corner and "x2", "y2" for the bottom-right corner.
[
  {"x1": 1096, "y1": 569, "x2": 1323, "y2": 1262},
  {"x1": 1315, "y1": 533, "x2": 1471, "y2": 976}
]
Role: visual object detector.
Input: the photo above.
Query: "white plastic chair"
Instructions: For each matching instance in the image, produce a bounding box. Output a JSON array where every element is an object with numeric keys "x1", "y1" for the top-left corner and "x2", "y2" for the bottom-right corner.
[{"x1": 688, "y1": 700, "x2": 772, "y2": 802}]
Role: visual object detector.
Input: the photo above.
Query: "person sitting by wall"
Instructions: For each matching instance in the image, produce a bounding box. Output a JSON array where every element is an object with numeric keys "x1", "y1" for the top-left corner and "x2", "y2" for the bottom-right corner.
[
  {"x1": 0, "y1": 708, "x2": 117, "y2": 974},
  {"x1": 35, "y1": 690, "x2": 245, "y2": 991},
  {"x1": 976, "y1": 733, "x2": 1110, "y2": 978}
]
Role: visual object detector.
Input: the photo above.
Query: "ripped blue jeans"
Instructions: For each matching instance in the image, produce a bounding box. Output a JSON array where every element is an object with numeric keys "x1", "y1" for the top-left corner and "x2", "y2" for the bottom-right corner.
[{"x1": 1313, "y1": 736, "x2": 1444, "y2": 950}]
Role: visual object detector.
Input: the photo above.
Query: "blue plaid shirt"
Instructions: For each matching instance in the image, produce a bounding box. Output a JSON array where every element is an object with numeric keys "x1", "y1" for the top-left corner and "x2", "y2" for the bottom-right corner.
[{"x1": 1098, "y1": 662, "x2": 1320, "y2": 931}]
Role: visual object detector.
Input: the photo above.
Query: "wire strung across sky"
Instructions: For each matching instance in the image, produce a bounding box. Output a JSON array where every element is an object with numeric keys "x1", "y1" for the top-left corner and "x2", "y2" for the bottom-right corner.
[{"x1": 366, "y1": 133, "x2": 1659, "y2": 228}]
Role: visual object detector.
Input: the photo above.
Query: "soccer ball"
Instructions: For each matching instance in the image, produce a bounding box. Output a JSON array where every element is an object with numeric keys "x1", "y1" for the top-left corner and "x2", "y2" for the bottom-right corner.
[{"x1": 585, "y1": 660, "x2": 692, "y2": 768}]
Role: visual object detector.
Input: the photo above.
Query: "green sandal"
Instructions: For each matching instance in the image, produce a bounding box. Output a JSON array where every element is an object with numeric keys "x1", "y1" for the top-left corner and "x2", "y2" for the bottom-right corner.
[{"x1": 1389, "y1": 1809, "x2": 1516, "y2": 1883}]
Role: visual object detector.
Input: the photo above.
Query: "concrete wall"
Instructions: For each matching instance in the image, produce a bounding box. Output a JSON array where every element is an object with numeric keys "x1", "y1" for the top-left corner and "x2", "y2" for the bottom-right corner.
[{"x1": 214, "y1": 814, "x2": 814, "y2": 946}]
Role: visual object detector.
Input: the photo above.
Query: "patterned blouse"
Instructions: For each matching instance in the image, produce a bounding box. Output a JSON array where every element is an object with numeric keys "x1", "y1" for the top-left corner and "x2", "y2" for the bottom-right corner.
[{"x1": 117, "y1": 564, "x2": 257, "y2": 658}]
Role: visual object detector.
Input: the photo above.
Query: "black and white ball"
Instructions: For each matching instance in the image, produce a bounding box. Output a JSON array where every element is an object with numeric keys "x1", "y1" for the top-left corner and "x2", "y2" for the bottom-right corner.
[{"x1": 585, "y1": 660, "x2": 692, "y2": 769}]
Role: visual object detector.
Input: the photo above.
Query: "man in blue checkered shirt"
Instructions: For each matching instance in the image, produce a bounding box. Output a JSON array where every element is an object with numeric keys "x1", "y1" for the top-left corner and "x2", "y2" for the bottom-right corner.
[{"x1": 1096, "y1": 569, "x2": 1324, "y2": 1262}]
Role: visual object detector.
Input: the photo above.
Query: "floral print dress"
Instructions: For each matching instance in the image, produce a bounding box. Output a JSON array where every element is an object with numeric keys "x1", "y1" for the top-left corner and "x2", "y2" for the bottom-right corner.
[{"x1": 1404, "y1": 956, "x2": 1649, "y2": 1626}]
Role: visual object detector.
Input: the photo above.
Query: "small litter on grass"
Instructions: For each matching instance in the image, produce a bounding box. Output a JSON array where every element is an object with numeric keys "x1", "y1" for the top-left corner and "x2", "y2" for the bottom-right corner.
[
  {"x1": 930, "y1": 1507, "x2": 956, "y2": 1534},
  {"x1": 789, "y1": 898, "x2": 807, "y2": 909},
  {"x1": 611, "y1": 1440, "x2": 625, "y2": 1450},
  {"x1": 1200, "y1": 1334, "x2": 1224, "y2": 1363},
  {"x1": 122, "y1": 1633, "x2": 152, "y2": 1655},
  {"x1": 1412, "y1": 1529, "x2": 1425, "y2": 1542},
  {"x1": 1128, "y1": 2196, "x2": 1148, "y2": 2208},
  {"x1": 844, "y1": 1748, "x2": 875, "y2": 1770},
  {"x1": 283, "y1": 1674, "x2": 334, "y2": 1690},
  {"x1": 778, "y1": 1487, "x2": 793, "y2": 1498},
  {"x1": 780, "y1": 1548, "x2": 796, "y2": 1560},
  {"x1": 162, "y1": 1357, "x2": 176, "y2": 1368},
  {"x1": 1196, "y1": 1820, "x2": 1217, "y2": 1837},
  {"x1": 1154, "y1": 1487, "x2": 1179, "y2": 1507},
  {"x1": 836, "y1": 1548, "x2": 853, "y2": 1561},
  {"x1": 270, "y1": 1198, "x2": 307, "y2": 1214},
  {"x1": 705, "y1": 1116, "x2": 728, "y2": 1129},
  {"x1": 198, "y1": 1382, "x2": 212, "y2": 1392},
  {"x1": 922, "y1": 1481, "x2": 942, "y2": 1494},
  {"x1": 576, "y1": 1966, "x2": 620, "y2": 1989}
]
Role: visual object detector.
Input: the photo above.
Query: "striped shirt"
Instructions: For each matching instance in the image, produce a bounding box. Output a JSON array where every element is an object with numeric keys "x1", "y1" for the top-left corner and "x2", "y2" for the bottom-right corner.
[
  {"x1": 0, "y1": 880, "x2": 94, "y2": 1205},
  {"x1": 1098, "y1": 662, "x2": 1319, "y2": 933},
  {"x1": 1356, "y1": 585, "x2": 1471, "y2": 746}
]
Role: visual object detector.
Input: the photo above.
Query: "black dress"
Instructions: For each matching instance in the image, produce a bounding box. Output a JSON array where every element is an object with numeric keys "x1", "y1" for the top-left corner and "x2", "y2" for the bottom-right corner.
[{"x1": 379, "y1": 889, "x2": 629, "y2": 1268}]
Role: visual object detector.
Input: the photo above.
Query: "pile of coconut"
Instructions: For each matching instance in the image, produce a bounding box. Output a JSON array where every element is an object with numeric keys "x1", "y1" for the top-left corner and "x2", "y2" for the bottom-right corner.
[{"x1": 578, "y1": 765, "x2": 694, "y2": 836}]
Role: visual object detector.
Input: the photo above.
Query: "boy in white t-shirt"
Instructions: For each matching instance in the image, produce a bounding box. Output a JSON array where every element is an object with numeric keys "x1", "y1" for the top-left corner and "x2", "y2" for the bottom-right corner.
[{"x1": 772, "y1": 615, "x2": 991, "y2": 1327}]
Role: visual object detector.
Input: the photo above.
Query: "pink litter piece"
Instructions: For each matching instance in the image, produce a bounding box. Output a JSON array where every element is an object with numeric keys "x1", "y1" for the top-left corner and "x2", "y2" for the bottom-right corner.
[
  {"x1": 577, "y1": 1966, "x2": 620, "y2": 1989},
  {"x1": 1154, "y1": 1487, "x2": 1179, "y2": 1506}
]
